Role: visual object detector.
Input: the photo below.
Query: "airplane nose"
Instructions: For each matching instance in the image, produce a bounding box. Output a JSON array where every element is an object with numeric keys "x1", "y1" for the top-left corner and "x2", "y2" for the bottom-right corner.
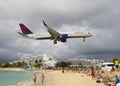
[
  {"x1": 90, "y1": 34, "x2": 92, "y2": 37},
  {"x1": 88, "y1": 32, "x2": 92, "y2": 37}
]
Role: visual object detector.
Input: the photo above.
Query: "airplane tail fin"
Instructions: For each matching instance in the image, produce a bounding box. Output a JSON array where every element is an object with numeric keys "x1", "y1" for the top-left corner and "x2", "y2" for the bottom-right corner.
[{"x1": 19, "y1": 23, "x2": 33, "y2": 34}]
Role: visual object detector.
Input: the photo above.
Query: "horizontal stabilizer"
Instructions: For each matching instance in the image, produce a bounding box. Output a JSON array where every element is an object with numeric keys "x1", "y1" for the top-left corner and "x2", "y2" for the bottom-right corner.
[{"x1": 17, "y1": 32, "x2": 28, "y2": 38}]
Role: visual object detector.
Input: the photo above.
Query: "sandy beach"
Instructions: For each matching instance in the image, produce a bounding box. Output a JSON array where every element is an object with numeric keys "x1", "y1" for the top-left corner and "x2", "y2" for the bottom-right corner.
[
  {"x1": 49, "y1": 70, "x2": 105, "y2": 86},
  {"x1": 15, "y1": 70, "x2": 106, "y2": 86},
  {"x1": 1, "y1": 68, "x2": 119, "y2": 86},
  {"x1": 1, "y1": 68, "x2": 118, "y2": 86}
]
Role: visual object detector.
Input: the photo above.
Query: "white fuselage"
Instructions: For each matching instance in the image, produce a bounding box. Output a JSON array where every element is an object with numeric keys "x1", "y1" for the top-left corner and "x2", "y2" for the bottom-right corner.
[{"x1": 25, "y1": 32, "x2": 92, "y2": 40}]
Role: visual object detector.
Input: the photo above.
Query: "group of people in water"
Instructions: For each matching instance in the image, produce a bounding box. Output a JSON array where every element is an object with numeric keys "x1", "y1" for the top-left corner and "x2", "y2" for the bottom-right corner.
[{"x1": 33, "y1": 73, "x2": 45, "y2": 85}]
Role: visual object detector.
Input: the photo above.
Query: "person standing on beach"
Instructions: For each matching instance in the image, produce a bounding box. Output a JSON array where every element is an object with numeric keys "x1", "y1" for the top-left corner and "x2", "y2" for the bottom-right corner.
[
  {"x1": 41, "y1": 73, "x2": 45, "y2": 85},
  {"x1": 91, "y1": 67, "x2": 95, "y2": 79},
  {"x1": 114, "y1": 75, "x2": 119, "y2": 86},
  {"x1": 111, "y1": 75, "x2": 120, "y2": 86},
  {"x1": 62, "y1": 68, "x2": 65, "y2": 73},
  {"x1": 33, "y1": 74, "x2": 37, "y2": 84},
  {"x1": 80, "y1": 65, "x2": 83, "y2": 71},
  {"x1": 111, "y1": 66, "x2": 115, "y2": 73}
]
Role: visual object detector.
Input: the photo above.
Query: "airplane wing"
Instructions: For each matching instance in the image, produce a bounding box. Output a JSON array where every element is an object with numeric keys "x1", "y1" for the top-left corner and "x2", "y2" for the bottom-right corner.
[{"x1": 43, "y1": 20, "x2": 60, "y2": 44}]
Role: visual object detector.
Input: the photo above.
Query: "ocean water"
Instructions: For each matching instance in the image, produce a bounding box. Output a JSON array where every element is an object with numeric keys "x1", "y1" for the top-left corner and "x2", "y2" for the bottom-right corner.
[{"x1": 0, "y1": 71, "x2": 36, "y2": 86}]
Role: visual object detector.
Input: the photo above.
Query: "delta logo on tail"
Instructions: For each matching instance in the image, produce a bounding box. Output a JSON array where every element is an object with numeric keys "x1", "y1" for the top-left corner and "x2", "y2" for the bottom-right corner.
[
  {"x1": 19, "y1": 24, "x2": 33, "y2": 34},
  {"x1": 18, "y1": 20, "x2": 92, "y2": 44}
]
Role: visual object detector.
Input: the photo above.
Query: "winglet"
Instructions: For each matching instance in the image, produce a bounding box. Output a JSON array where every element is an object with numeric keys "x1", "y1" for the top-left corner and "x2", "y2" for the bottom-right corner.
[{"x1": 42, "y1": 20, "x2": 47, "y2": 26}]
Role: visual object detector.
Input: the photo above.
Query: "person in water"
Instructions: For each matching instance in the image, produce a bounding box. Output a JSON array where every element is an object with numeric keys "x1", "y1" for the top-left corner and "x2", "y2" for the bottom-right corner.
[
  {"x1": 33, "y1": 74, "x2": 37, "y2": 84},
  {"x1": 41, "y1": 73, "x2": 45, "y2": 85}
]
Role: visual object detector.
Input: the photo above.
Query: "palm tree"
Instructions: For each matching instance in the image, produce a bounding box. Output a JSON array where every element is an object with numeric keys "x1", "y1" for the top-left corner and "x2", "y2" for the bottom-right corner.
[
  {"x1": 22, "y1": 61, "x2": 27, "y2": 68},
  {"x1": 0, "y1": 63, "x2": 2, "y2": 67},
  {"x1": 34, "y1": 59, "x2": 42, "y2": 69},
  {"x1": 3, "y1": 63, "x2": 11, "y2": 68},
  {"x1": 56, "y1": 61, "x2": 71, "y2": 69}
]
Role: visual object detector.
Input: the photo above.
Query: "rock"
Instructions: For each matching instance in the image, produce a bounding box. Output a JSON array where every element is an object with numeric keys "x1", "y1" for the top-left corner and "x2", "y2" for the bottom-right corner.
[
  {"x1": 102, "y1": 75, "x2": 111, "y2": 84},
  {"x1": 96, "y1": 79, "x2": 101, "y2": 83}
]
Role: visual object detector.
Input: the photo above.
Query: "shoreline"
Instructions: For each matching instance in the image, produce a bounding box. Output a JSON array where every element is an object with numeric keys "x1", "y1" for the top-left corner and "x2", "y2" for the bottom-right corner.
[
  {"x1": 15, "y1": 70, "x2": 106, "y2": 86},
  {"x1": 0, "y1": 68, "x2": 25, "y2": 71},
  {"x1": 16, "y1": 71, "x2": 52, "y2": 86},
  {"x1": 1, "y1": 68, "x2": 119, "y2": 86},
  {"x1": 0, "y1": 68, "x2": 44, "y2": 72}
]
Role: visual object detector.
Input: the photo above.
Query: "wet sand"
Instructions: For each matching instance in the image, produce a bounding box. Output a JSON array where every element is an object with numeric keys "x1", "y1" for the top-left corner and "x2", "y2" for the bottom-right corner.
[{"x1": 16, "y1": 72, "x2": 52, "y2": 86}]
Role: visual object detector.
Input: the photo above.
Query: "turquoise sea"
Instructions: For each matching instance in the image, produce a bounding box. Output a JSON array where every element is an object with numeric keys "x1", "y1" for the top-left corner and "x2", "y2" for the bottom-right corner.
[{"x1": 0, "y1": 71, "x2": 36, "y2": 86}]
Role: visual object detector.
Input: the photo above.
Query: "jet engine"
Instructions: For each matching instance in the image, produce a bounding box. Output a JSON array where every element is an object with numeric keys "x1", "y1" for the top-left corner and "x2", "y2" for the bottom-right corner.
[{"x1": 60, "y1": 34, "x2": 68, "y2": 42}]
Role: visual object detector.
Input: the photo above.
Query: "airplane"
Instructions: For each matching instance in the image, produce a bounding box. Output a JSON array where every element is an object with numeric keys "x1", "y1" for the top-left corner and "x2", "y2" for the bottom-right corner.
[{"x1": 18, "y1": 20, "x2": 92, "y2": 44}]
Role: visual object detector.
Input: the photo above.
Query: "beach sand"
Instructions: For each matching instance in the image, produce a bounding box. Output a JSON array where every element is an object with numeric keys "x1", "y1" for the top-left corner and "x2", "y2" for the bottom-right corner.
[
  {"x1": 16, "y1": 70, "x2": 106, "y2": 86},
  {"x1": 49, "y1": 70, "x2": 105, "y2": 86}
]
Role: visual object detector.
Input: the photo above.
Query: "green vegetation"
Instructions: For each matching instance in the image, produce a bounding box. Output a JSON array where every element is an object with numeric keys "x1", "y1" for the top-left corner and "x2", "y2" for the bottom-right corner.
[
  {"x1": 56, "y1": 61, "x2": 71, "y2": 68},
  {"x1": 0, "y1": 61, "x2": 27, "y2": 68},
  {"x1": 0, "y1": 59, "x2": 43, "y2": 68},
  {"x1": 0, "y1": 63, "x2": 2, "y2": 67},
  {"x1": 33, "y1": 59, "x2": 42, "y2": 68}
]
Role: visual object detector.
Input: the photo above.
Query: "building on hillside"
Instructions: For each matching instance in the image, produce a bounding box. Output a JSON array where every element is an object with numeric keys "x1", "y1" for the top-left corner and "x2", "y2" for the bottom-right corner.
[
  {"x1": 42, "y1": 54, "x2": 58, "y2": 69},
  {"x1": 11, "y1": 54, "x2": 58, "y2": 69},
  {"x1": 19, "y1": 55, "x2": 43, "y2": 67},
  {"x1": 68, "y1": 58, "x2": 104, "y2": 68}
]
